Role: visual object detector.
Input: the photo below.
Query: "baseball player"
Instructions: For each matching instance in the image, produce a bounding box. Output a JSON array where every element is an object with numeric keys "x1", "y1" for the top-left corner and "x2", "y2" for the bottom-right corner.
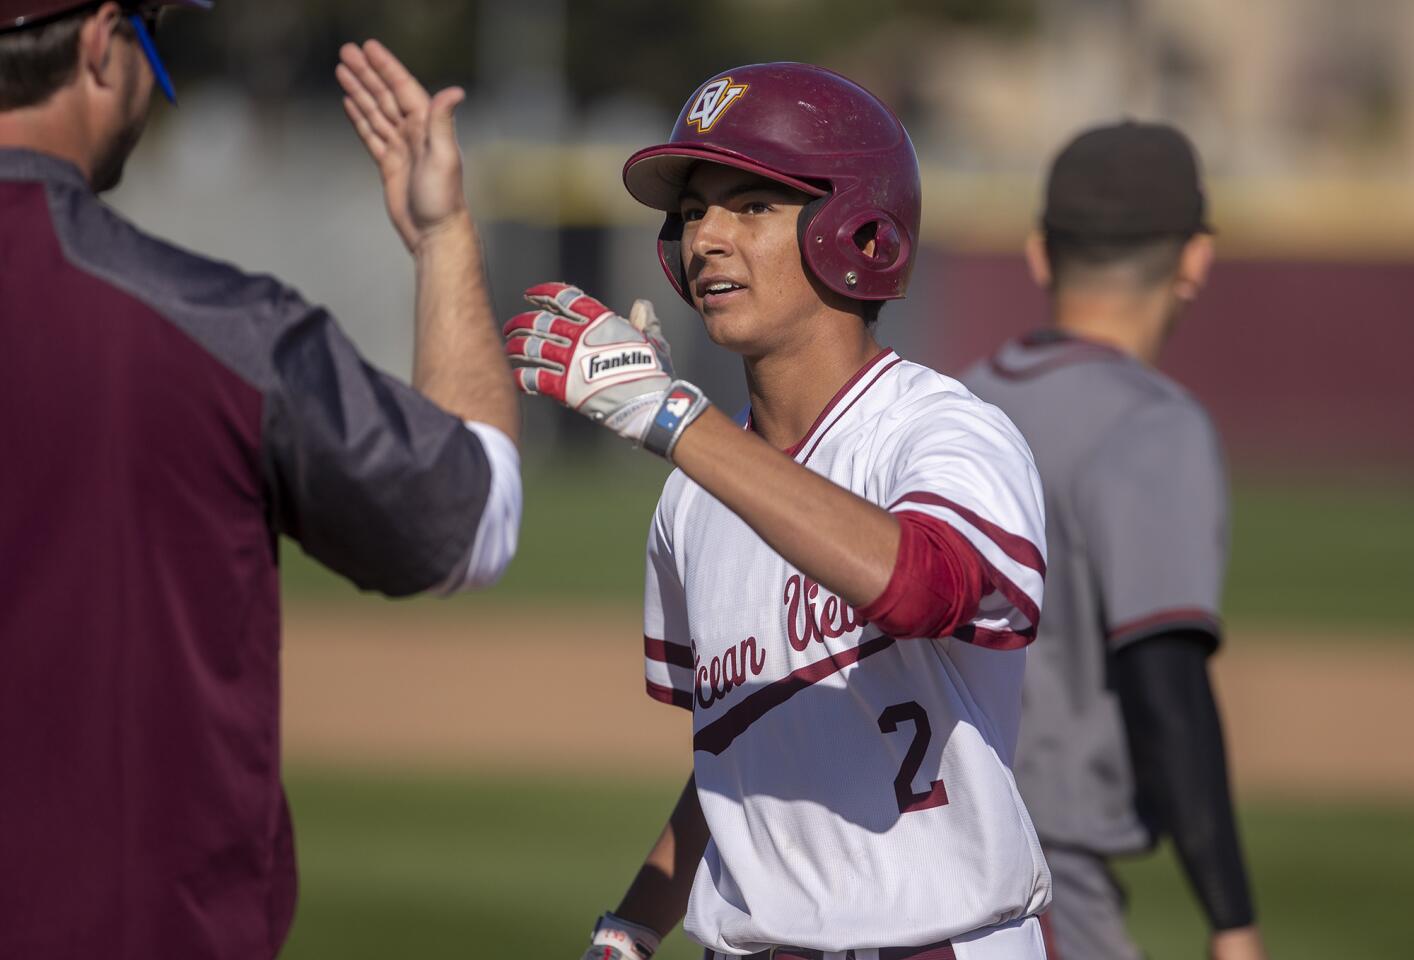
[
  {"x1": 504, "y1": 64, "x2": 1052, "y2": 959},
  {"x1": 961, "y1": 122, "x2": 1267, "y2": 960},
  {"x1": 0, "y1": 5, "x2": 519, "y2": 957}
]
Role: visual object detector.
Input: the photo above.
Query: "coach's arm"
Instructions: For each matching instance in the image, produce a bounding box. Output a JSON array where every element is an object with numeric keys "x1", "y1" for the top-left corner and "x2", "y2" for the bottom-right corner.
[
  {"x1": 260, "y1": 288, "x2": 518, "y2": 596},
  {"x1": 260, "y1": 41, "x2": 521, "y2": 596},
  {"x1": 274, "y1": 39, "x2": 520, "y2": 595}
]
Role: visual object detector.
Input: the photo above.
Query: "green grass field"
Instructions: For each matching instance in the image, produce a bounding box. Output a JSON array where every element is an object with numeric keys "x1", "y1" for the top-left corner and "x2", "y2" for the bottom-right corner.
[
  {"x1": 281, "y1": 455, "x2": 1414, "y2": 635},
  {"x1": 1224, "y1": 475, "x2": 1414, "y2": 633},
  {"x1": 279, "y1": 770, "x2": 1413, "y2": 960}
]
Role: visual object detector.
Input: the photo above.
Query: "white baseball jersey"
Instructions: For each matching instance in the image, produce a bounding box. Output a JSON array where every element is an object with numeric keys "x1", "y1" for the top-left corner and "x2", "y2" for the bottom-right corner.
[{"x1": 642, "y1": 350, "x2": 1052, "y2": 955}]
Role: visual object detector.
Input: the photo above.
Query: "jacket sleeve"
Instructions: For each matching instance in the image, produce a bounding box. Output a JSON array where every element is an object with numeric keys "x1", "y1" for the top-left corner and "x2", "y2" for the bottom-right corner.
[
  {"x1": 260, "y1": 298, "x2": 495, "y2": 597},
  {"x1": 33, "y1": 193, "x2": 507, "y2": 597}
]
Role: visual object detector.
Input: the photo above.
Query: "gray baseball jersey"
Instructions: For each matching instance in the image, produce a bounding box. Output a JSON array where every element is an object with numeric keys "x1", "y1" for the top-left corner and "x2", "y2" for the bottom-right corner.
[{"x1": 961, "y1": 330, "x2": 1227, "y2": 856}]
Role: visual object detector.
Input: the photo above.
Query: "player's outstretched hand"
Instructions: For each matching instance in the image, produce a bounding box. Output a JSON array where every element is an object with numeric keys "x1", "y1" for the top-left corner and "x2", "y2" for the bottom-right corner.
[
  {"x1": 336, "y1": 40, "x2": 468, "y2": 253},
  {"x1": 503, "y1": 283, "x2": 709, "y2": 460}
]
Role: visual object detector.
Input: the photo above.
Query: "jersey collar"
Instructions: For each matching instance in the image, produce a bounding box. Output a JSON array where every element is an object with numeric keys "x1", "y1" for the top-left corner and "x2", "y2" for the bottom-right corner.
[
  {"x1": 990, "y1": 329, "x2": 1132, "y2": 381},
  {"x1": 746, "y1": 347, "x2": 900, "y2": 460}
]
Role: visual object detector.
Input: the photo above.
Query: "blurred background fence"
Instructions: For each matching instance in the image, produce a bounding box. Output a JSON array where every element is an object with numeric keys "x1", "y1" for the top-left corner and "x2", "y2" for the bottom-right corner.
[{"x1": 102, "y1": 1, "x2": 1414, "y2": 957}]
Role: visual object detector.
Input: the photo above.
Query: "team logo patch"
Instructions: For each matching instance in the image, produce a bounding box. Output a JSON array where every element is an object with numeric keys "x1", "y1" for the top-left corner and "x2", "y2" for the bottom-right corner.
[
  {"x1": 686, "y1": 78, "x2": 748, "y2": 133},
  {"x1": 583, "y1": 348, "x2": 657, "y2": 382}
]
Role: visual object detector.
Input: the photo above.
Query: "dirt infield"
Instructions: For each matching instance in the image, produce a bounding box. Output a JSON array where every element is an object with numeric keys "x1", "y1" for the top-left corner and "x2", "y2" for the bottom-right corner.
[{"x1": 282, "y1": 607, "x2": 1413, "y2": 800}]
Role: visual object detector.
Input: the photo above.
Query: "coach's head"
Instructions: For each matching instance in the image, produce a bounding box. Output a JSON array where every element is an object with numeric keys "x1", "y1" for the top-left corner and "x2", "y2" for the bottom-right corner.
[
  {"x1": 1028, "y1": 121, "x2": 1214, "y2": 353},
  {"x1": 0, "y1": 1, "x2": 209, "y2": 191}
]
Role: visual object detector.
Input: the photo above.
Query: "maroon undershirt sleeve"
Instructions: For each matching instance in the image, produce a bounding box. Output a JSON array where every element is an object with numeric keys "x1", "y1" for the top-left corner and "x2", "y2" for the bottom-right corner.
[{"x1": 857, "y1": 511, "x2": 987, "y2": 640}]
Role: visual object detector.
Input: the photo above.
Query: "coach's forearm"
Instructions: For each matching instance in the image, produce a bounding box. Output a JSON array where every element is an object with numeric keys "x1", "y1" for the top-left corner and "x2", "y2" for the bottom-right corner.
[
  {"x1": 615, "y1": 775, "x2": 710, "y2": 937},
  {"x1": 412, "y1": 214, "x2": 521, "y2": 442},
  {"x1": 670, "y1": 407, "x2": 898, "y2": 607}
]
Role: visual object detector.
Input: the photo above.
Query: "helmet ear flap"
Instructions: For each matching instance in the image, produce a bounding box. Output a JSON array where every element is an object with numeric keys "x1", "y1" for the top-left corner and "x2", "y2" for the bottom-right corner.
[
  {"x1": 657, "y1": 214, "x2": 692, "y2": 305},
  {"x1": 800, "y1": 185, "x2": 913, "y2": 300}
]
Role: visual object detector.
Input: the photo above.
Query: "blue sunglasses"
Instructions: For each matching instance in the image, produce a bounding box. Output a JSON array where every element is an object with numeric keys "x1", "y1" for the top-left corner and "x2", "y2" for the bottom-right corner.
[
  {"x1": 127, "y1": 0, "x2": 218, "y2": 104},
  {"x1": 128, "y1": 11, "x2": 176, "y2": 103}
]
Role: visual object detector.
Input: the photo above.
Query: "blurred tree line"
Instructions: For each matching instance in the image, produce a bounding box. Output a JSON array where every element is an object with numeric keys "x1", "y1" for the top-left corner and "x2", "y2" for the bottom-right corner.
[{"x1": 161, "y1": 0, "x2": 1037, "y2": 112}]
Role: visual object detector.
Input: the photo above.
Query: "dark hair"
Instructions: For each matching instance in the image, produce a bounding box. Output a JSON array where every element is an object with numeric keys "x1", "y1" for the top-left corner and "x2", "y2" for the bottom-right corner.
[
  {"x1": 860, "y1": 300, "x2": 884, "y2": 327},
  {"x1": 0, "y1": 10, "x2": 90, "y2": 111},
  {"x1": 1044, "y1": 229, "x2": 1192, "y2": 290}
]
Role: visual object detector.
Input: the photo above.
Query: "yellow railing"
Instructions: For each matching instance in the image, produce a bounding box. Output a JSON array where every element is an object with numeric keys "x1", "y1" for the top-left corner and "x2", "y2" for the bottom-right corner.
[{"x1": 464, "y1": 141, "x2": 1414, "y2": 260}]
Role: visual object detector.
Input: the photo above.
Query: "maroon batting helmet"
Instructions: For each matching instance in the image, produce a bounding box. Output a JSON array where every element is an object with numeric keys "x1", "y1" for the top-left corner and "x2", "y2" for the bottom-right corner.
[
  {"x1": 1, "y1": 0, "x2": 210, "y2": 31},
  {"x1": 623, "y1": 62, "x2": 922, "y2": 303}
]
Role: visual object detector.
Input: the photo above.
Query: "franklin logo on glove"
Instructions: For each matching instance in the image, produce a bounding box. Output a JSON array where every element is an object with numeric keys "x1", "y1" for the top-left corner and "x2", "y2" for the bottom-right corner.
[
  {"x1": 584, "y1": 349, "x2": 657, "y2": 382},
  {"x1": 503, "y1": 283, "x2": 710, "y2": 460}
]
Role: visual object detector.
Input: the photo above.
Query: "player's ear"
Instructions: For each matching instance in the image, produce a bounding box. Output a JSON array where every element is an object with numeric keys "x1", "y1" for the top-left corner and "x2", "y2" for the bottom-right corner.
[
  {"x1": 1024, "y1": 230, "x2": 1052, "y2": 289},
  {"x1": 1174, "y1": 233, "x2": 1214, "y2": 302},
  {"x1": 77, "y1": 2, "x2": 126, "y2": 93}
]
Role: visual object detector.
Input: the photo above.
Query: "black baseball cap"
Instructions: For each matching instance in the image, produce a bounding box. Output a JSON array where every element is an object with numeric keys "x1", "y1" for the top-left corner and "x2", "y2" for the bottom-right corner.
[{"x1": 1041, "y1": 120, "x2": 1211, "y2": 238}]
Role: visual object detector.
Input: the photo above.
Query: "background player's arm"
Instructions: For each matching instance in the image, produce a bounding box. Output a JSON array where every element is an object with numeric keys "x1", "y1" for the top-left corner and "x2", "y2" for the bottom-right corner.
[
  {"x1": 1079, "y1": 400, "x2": 1265, "y2": 959},
  {"x1": 1115, "y1": 633, "x2": 1267, "y2": 960}
]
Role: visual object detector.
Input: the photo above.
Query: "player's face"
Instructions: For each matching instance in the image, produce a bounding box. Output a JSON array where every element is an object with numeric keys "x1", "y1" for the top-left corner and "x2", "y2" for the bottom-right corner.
[{"x1": 678, "y1": 164, "x2": 821, "y2": 355}]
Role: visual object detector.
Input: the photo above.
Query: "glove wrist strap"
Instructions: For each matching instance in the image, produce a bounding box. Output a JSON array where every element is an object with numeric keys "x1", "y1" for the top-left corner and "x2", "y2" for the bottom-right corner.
[
  {"x1": 590, "y1": 911, "x2": 661, "y2": 960},
  {"x1": 642, "y1": 380, "x2": 709, "y2": 462}
]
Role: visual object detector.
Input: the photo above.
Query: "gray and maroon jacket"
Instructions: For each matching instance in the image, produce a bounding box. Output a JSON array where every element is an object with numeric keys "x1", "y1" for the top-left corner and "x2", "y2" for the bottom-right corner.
[{"x1": 0, "y1": 148, "x2": 492, "y2": 959}]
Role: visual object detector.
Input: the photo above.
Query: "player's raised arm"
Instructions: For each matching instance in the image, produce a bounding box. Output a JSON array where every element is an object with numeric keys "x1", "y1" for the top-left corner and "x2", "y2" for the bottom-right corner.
[
  {"x1": 337, "y1": 40, "x2": 519, "y2": 444},
  {"x1": 503, "y1": 283, "x2": 897, "y2": 607},
  {"x1": 502, "y1": 281, "x2": 1039, "y2": 645}
]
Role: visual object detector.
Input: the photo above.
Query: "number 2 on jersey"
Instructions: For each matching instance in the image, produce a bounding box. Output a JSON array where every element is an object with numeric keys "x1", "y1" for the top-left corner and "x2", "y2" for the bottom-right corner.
[{"x1": 877, "y1": 701, "x2": 950, "y2": 814}]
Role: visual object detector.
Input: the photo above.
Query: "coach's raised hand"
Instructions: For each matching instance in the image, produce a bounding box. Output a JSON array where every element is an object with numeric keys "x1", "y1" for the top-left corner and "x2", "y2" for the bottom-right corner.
[
  {"x1": 335, "y1": 41, "x2": 518, "y2": 442},
  {"x1": 337, "y1": 40, "x2": 468, "y2": 253}
]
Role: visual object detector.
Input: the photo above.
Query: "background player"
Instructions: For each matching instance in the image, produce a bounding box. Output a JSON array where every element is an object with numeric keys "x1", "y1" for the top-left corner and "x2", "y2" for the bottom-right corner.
[
  {"x1": 961, "y1": 122, "x2": 1267, "y2": 960},
  {"x1": 0, "y1": 4, "x2": 519, "y2": 956},
  {"x1": 504, "y1": 63, "x2": 1051, "y2": 959}
]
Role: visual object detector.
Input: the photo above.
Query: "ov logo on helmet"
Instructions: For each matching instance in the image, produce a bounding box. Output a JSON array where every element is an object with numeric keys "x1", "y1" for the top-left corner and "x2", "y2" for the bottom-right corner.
[{"x1": 686, "y1": 78, "x2": 749, "y2": 133}]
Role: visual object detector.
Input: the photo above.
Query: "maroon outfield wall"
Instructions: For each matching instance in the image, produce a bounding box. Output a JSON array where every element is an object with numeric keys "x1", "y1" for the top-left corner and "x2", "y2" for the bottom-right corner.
[{"x1": 926, "y1": 252, "x2": 1414, "y2": 470}]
